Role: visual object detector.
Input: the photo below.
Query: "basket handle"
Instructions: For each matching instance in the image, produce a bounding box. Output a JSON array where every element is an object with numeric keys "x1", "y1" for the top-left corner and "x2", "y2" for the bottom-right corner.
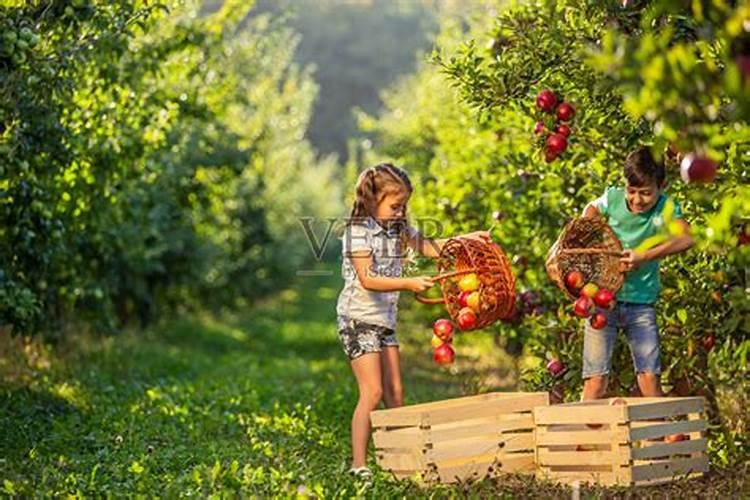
[
  {"x1": 560, "y1": 248, "x2": 625, "y2": 257},
  {"x1": 413, "y1": 267, "x2": 479, "y2": 305}
]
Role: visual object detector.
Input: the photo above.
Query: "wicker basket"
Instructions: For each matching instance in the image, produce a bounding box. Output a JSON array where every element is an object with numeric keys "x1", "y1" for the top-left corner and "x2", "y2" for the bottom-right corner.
[
  {"x1": 415, "y1": 238, "x2": 516, "y2": 330},
  {"x1": 545, "y1": 217, "x2": 624, "y2": 300}
]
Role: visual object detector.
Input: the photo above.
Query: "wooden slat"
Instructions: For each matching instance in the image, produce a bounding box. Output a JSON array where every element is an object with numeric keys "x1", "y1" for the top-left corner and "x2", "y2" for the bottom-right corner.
[
  {"x1": 536, "y1": 427, "x2": 629, "y2": 446},
  {"x1": 631, "y1": 438, "x2": 707, "y2": 460},
  {"x1": 370, "y1": 410, "x2": 423, "y2": 427},
  {"x1": 632, "y1": 471, "x2": 704, "y2": 486},
  {"x1": 534, "y1": 405, "x2": 626, "y2": 425},
  {"x1": 426, "y1": 393, "x2": 548, "y2": 426},
  {"x1": 435, "y1": 453, "x2": 535, "y2": 483},
  {"x1": 626, "y1": 397, "x2": 704, "y2": 421},
  {"x1": 631, "y1": 456, "x2": 709, "y2": 482},
  {"x1": 427, "y1": 433, "x2": 534, "y2": 462},
  {"x1": 428, "y1": 415, "x2": 534, "y2": 443},
  {"x1": 427, "y1": 436, "x2": 502, "y2": 462},
  {"x1": 629, "y1": 419, "x2": 706, "y2": 442},
  {"x1": 538, "y1": 449, "x2": 630, "y2": 466},
  {"x1": 376, "y1": 451, "x2": 426, "y2": 471},
  {"x1": 537, "y1": 470, "x2": 619, "y2": 486},
  {"x1": 371, "y1": 392, "x2": 548, "y2": 427},
  {"x1": 372, "y1": 428, "x2": 426, "y2": 449}
]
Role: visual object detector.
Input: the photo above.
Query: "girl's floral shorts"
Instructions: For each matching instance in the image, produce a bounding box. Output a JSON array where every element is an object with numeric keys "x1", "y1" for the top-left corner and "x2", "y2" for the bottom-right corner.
[{"x1": 336, "y1": 316, "x2": 399, "y2": 360}]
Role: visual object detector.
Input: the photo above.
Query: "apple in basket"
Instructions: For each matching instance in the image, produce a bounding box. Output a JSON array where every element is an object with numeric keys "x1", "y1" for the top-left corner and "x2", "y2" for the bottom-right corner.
[
  {"x1": 594, "y1": 288, "x2": 615, "y2": 309},
  {"x1": 457, "y1": 307, "x2": 478, "y2": 330},
  {"x1": 589, "y1": 312, "x2": 608, "y2": 330},
  {"x1": 465, "y1": 291, "x2": 481, "y2": 312},
  {"x1": 433, "y1": 343, "x2": 455, "y2": 366},
  {"x1": 564, "y1": 270, "x2": 585, "y2": 291},
  {"x1": 458, "y1": 273, "x2": 480, "y2": 292},
  {"x1": 431, "y1": 335, "x2": 446, "y2": 349},
  {"x1": 580, "y1": 282, "x2": 599, "y2": 299},
  {"x1": 573, "y1": 296, "x2": 594, "y2": 318},
  {"x1": 432, "y1": 319, "x2": 454, "y2": 341}
]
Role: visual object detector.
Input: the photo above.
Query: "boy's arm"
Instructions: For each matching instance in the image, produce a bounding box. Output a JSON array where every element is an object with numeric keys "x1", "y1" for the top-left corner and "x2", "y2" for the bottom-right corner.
[
  {"x1": 620, "y1": 219, "x2": 695, "y2": 271},
  {"x1": 407, "y1": 231, "x2": 491, "y2": 258},
  {"x1": 582, "y1": 203, "x2": 600, "y2": 218}
]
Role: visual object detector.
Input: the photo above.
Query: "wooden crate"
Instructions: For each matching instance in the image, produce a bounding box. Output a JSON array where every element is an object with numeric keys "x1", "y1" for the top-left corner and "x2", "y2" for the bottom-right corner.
[
  {"x1": 370, "y1": 392, "x2": 549, "y2": 484},
  {"x1": 534, "y1": 396, "x2": 709, "y2": 486}
]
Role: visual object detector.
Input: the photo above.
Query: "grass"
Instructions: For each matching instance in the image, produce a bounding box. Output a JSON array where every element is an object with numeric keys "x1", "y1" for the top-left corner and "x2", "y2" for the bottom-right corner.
[{"x1": 1, "y1": 265, "x2": 746, "y2": 497}]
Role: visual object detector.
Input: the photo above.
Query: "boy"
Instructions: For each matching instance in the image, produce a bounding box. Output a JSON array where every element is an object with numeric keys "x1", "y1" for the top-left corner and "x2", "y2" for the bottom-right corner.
[{"x1": 581, "y1": 147, "x2": 695, "y2": 400}]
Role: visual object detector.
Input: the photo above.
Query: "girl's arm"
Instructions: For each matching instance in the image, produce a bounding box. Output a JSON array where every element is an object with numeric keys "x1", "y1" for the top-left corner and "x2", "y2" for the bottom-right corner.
[
  {"x1": 408, "y1": 230, "x2": 492, "y2": 258},
  {"x1": 349, "y1": 250, "x2": 434, "y2": 292}
]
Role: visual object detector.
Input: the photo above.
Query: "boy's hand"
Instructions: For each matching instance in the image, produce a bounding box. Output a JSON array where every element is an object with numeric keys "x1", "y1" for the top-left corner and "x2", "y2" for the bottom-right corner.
[
  {"x1": 408, "y1": 276, "x2": 435, "y2": 293},
  {"x1": 620, "y1": 249, "x2": 645, "y2": 272},
  {"x1": 463, "y1": 231, "x2": 492, "y2": 243}
]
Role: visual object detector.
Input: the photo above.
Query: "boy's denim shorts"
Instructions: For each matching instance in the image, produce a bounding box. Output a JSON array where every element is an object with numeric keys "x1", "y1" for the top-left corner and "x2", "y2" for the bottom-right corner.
[{"x1": 583, "y1": 303, "x2": 661, "y2": 378}]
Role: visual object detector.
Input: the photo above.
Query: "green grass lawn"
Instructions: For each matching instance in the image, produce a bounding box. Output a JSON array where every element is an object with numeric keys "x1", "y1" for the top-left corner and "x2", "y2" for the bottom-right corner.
[{"x1": 1, "y1": 266, "x2": 745, "y2": 497}]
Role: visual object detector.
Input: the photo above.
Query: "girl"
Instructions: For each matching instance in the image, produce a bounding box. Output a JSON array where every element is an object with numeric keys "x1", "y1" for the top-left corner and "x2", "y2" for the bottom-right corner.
[{"x1": 336, "y1": 163, "x2": 490, "y2": 477}]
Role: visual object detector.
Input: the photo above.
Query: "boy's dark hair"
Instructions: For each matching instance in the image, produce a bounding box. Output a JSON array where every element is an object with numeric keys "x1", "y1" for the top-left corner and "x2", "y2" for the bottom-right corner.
[{"x1": 624, "y1": 147, "x2": 665, "y2": 187}]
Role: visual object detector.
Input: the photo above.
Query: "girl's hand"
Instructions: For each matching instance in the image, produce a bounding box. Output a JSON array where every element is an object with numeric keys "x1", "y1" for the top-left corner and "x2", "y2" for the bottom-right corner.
[
  {"x1": 408, "y1": 276, "x2": 435, "y2": 293},
  {"x1": 619, "y1": 249, "x2": 645, "y2": 272},
  {"x1": 463, "y1": 231, "x2": 492, "y2": 243}
]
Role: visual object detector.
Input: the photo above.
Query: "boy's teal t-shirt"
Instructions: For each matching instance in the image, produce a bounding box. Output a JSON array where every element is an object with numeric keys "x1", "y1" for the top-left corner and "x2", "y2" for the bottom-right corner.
[{"x1": 593, "y1": 187, "x2": 682, "y2": 304}]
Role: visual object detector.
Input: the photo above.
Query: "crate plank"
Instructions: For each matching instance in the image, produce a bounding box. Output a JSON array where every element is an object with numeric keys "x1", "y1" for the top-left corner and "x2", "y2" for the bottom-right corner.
[
  {"x1": 537, "y1": 470, "x2": 619, "y2": 486},
  {"x1": 534, "y1": 405, "x2": 627, "y2": 425},
  {"x1": 428, "y1": 433, "x2": 534, "y2": 462},
  {"x1": 536, "y1": 428, "x2": 629, "y2": 446},
  {"x1": 426, "y1": 393, "x2": 549, "y2": 426},
  {"x1": 376, "y1": 451, "x2": 426, "y2": 471},
  {"x1": 629, "y1": 419, "x2": 706, "y2": 441},
  {"x1": 538, "y1": 448, "x2": 630, "y2": 466},
  {"x1": 428, "y1": 414, "x2": 534, "y2": 443},
  {"x1": 372, "y1": 428, "x2": 427, "y2": 448},
  {"x1": 631, "y1": 456, "x2": 709, "y2": 483},
  {"x1": 626, "y1": 398, "x2": 704, "y2": 421},
  {"x1": 630, "y1": 438, "x2": 707, "y2": 460}
]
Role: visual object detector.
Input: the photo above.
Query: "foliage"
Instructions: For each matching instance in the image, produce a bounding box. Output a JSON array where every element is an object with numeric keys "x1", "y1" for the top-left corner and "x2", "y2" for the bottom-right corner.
[{"x1": 0, "y1": 0, "x2": 340, "y2": 336}]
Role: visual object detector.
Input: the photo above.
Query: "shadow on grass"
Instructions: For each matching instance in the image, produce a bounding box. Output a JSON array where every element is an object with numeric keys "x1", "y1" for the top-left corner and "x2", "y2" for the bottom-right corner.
[{"x1": 0, "y1": 387, "x2": 79, "y2": 461}]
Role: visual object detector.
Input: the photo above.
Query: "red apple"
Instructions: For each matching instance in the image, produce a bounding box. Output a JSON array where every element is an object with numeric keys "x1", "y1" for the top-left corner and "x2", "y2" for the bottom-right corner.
[
  {"x1": 544, "y1": 148, "x2": 558, "y2": 163},
  {"x1": 556, "y1": 124, "x2": 571, "y2": 137},
  {"x1": 433, "y1": 319, "x2": 454, "y2": 341},
  {"x1": 702, "y1": 335, "x2": 715, "y2": 352},
  {"x1": 547, "y1": 358, "x2": 565, "y2": 377},
  {"x1": 573, "y1": 296, "x2": 594, "y2": 318},
  {"x1": 457, "y1": 307, "x2": 477, "y2": 330},
  {"x1": 680, "y1": 153, "x2": 718, "y2": 184},
  {"x1": 458, "y1": 290, "x2": 472, "y2": 308},
  {"x1": 433, "y1": 343, "x2": 455, "y2": 365},
  {"x1": 665, "y1": 433, "x2": 687, "y2": 444},
  {"x1": 738, "y1": 224, "x2": 750, "y2": 246},
  {"x1": 609, "y1": 398, "x2": 627, "y2": 406},
  {"x1": 536, "y1": 89, "x2": 557, "y2": 113},
  {"x1": 564, "y1": 270, "x2": 585, "y2": 290},
  {"x1": 593, "y1": 288, "x2": 615, "y2": 309},
  {"x1": 580, "y1": 282, "x2": 599, "y2": 299},
  {"x1": 534, "y1": 121, "x2": 544, "y2": 135},
  {"x1": 546, "y1": 133, "x2": 567, "y2": 155},
  {"x1": 556, "y1": 102, "x2": 575, "y2": 122},
  {"x1": 589, "y1": 312, "x2": 608, "y2": 330}
]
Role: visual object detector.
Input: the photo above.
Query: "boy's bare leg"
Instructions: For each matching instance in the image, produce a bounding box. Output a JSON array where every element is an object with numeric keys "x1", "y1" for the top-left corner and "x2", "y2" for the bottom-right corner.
[
  {"x1": 583, "y1": 374, "x2": 608, "y2": 400},
  {"x1": 637, "y1": 372, "x2": 663, "y2": 397}
]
